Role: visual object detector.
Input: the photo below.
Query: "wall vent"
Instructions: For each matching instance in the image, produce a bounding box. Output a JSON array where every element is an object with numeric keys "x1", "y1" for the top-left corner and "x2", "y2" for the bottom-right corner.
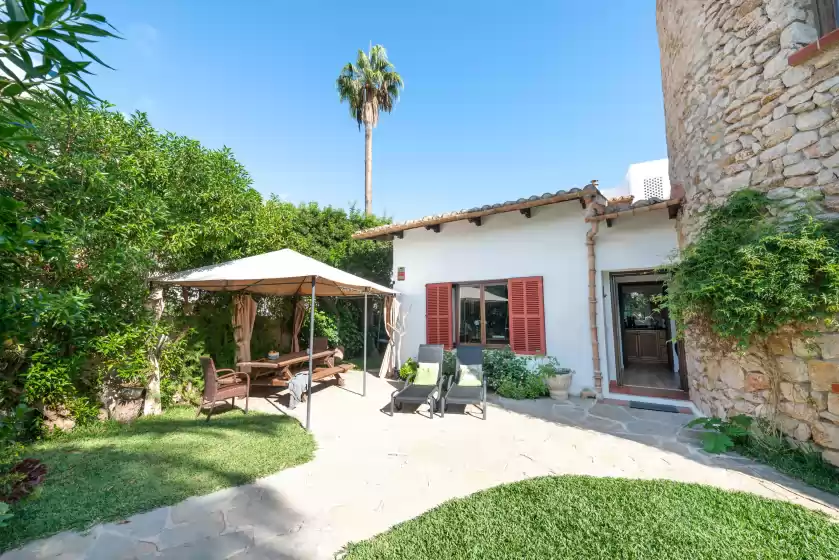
[{"x1": 643, "y1": 176, "x2": 664, "y2": 199}]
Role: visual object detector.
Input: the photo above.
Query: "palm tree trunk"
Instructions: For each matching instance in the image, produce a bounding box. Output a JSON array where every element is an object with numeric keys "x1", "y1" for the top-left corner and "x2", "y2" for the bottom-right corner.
[{"x1": 364, "y1": 123, "x2": 373, "y2": 215}]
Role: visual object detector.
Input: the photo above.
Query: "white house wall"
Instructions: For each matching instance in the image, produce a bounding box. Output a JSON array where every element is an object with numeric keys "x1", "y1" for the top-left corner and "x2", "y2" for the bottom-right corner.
[{"x1": 392, "y1": 202, "x2": 679, "y2": 396}]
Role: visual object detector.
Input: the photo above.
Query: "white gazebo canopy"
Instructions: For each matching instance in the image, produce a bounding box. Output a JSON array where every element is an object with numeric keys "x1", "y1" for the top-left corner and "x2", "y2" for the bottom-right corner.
[
  {"x1": 151, "y1": 248, "x2": 396, "y2": 296},
  {"x1": 150, "y1": 248, "x2": 396, "y2": 430}
]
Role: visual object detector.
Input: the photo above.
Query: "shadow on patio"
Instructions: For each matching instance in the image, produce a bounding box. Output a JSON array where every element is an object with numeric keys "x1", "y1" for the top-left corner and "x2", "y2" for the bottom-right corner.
[{"x1": 486, "y1": 394, "x2": 839, "y2": 514}]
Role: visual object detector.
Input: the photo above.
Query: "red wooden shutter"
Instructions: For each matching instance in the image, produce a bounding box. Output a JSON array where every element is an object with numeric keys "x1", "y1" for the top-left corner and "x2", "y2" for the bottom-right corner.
[
  {"x1": 508, "y1": 277, "x2": 546, "y2": 355},
  {"x1": 426, "y1": 283, "x2": 453, "y2": 349}
]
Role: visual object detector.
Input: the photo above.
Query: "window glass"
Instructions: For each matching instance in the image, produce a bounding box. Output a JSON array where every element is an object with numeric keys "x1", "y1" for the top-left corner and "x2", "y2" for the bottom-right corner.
[
  {"x1": 620, "y1": 284, "x2": 664, "y2": 329},
  {"x1": 458, "y1": 285, "x2": 482, "y2": 344},
  {"x1": 484, "y1": 284, "x2": 510, "y2": 345}
]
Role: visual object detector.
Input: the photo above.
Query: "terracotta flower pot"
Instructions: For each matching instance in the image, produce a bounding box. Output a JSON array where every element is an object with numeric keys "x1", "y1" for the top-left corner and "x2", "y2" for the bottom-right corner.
[{"x1": 546, "y1": 373, "x2": 573, "y2": 401}]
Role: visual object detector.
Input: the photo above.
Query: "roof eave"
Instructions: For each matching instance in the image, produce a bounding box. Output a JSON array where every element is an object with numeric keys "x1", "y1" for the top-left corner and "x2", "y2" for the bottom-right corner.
[{"x1": 353, "y1": 184, "x2": 600, "y2": 240}]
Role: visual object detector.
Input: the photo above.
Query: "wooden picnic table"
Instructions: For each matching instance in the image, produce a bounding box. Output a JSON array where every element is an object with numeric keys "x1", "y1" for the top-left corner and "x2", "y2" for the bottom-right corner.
[{"x1": 238, "y1": 349, "x2": 337, "y2": 387}]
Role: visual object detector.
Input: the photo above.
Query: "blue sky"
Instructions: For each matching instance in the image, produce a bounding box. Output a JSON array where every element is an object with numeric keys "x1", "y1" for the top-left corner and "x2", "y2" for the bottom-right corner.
[{"x1": 87, "y1": 1, "x2": 667, "y2": 221}]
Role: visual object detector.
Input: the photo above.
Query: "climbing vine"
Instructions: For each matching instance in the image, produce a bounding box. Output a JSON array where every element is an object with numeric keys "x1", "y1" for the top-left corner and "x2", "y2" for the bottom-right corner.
[{"x1": 662, "y1": 190, "x2": 839, "y2": 348}]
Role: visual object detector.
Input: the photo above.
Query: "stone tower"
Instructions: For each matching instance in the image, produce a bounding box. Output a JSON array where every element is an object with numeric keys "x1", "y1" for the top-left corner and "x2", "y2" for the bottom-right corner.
[{"x1": 656, "y1": 0, "x2": 839, "y2": 465}]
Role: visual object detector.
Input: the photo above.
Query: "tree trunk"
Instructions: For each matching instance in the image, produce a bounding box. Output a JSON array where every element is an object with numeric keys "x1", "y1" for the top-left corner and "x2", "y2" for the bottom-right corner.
[
  {"x1": 364, "y1": 123, "x2": 373, "y2": 215},
  {"x1": 143, "y1": 287, "x2": 165, "y2": 416}
]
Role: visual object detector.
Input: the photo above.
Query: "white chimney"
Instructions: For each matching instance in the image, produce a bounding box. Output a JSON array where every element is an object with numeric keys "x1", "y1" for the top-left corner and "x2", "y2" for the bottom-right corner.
[{"x1": 625, "y1": 159, "x2": 671, "y2": 201}]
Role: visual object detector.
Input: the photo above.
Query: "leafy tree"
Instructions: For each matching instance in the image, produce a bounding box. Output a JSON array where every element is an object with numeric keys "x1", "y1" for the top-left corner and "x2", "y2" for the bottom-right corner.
[
  {"x1": 1, "y1": 0, "x2": 118, "y2": 148},
  {"x1": 336, "y1": 45, "x2": 403, "y2": 216},
  {"x1": 1, "y1": 98, "x2": 392, "y2": 420}
]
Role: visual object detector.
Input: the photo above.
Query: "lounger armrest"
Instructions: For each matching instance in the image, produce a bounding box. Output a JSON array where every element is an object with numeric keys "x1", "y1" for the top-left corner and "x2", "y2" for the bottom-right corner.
[{"x1": 216, "y1": 368, "x2": 235, "y2": 374}]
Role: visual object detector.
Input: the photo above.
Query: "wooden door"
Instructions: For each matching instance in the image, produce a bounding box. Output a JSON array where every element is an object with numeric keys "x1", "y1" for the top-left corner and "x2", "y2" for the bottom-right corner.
[
  {"x1": 623, "y1": 330, "x2": 639, "y2": 360},
  {"x1": 637, "y1": 331, "x2": 660, "y2": 361}
]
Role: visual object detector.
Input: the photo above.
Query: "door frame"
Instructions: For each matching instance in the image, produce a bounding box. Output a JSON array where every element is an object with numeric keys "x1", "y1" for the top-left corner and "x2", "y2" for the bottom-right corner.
[{"x1": 608, "y1": 270, "x2": 683, "y2": 389}]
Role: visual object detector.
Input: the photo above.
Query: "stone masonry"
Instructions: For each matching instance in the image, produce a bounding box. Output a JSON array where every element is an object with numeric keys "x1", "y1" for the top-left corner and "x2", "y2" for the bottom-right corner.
[{"x1": 656, "y1": 0, "x2": 839, "y2": 466}]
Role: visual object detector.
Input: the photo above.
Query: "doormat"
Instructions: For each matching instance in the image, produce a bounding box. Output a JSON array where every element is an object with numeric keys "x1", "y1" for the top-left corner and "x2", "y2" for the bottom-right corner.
[{"x1": 629, "y1": 401, "x2": 681, "y2": 414}]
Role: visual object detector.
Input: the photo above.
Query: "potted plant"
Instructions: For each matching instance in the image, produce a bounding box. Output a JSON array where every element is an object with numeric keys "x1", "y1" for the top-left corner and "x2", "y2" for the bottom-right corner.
[{"x1": 537, "y1": 357, "x2": 574, "y2": 400}]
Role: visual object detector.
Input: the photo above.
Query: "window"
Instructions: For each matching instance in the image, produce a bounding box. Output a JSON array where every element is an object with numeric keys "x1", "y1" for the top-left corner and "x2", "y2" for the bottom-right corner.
[
  {"x1": 815, "y1": 0, "x2": 838, "y2": 35},
  {"x1": 426, "y1": 277, "x2": 545, "y2": 354},
  {"x1": 457, "y1": 283, "x2": 510, "y2": 346}
]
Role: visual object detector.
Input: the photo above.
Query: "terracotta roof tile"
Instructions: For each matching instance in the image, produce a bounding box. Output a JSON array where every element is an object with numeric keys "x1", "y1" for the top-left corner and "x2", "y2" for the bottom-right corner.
[{"x1": 353, "y1": 184, "x2": 601, "y2": 239}]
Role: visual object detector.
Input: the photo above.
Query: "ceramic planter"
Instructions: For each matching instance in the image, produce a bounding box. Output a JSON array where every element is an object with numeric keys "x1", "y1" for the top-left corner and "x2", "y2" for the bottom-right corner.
[
  {"x1": 118, "y1": 384, "x2": 145, "y2": 401},
  {"x1": 546, "y1": 373, "x2": 573, "y2": 400}
]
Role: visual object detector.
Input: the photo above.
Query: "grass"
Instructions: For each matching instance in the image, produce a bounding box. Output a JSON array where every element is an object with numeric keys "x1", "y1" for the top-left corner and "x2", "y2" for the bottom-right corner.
[
  {"x1": 736, "y1": 441, "x2": 839, "y2": 496},
  {"x1": 1, "y1": 407, "x2": 315, "y2": 551},
  {"x1": 343, "y1": 476, "x2": 839, "y2": 560}
]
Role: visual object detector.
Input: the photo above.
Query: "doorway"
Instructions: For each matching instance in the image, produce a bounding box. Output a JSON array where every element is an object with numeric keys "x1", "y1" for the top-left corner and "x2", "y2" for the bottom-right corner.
[{"x1": 609, "y1": 273, "x2": 689, "y2": 399}]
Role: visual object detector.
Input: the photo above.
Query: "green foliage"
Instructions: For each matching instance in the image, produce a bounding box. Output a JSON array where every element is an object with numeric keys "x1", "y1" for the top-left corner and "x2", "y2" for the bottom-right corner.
[
  {"x1": 343, "y1": 475, "x2": 839, "y2": 559},
  {"x1": 91, "y1": 322, "x2": 160, "y2": 386},
  {"x1": 742, "y1": 418, "x2": 839, "y2": 495},
  {"x1": 158, "y1": 330, "x2": 205, "y2": 408},
  {"x1": 399, "y1": 358, "x2": 418, "y2": 381},
  {"x1": 442, "y1": 350, "x2": 456, "y2": 377},
  {"x1": 0, "y1": 0, "x2": 118, "y2": 149},
  {"x1": 0, "y1": 501, "x2": 10, "y2": 528},
  {"x1": 663, "y1": 190, "x2": 839, "y2": 347},
  {"x1": 482, "y1": 348, "x2": 548, "y2": 399},
  {"x1": 21, "y1": 349, "x2": 81, "y2": 406},
  {"x1": 534, "y1": 356, "x2": 570, "y2": 378},
  {"x1": 0, "y1": 442, "x2": 24, "y2": 501},
  {"x1": 336, "y1": 45, "x2": 403, "y2": 129},
  {"x1": 0, "y1": 405, "x2": 30, "y2": 501},
  {"x1": 1, "y1": 407, "x2": 315, "y2": 550},
  {"x1": 688, "y1": 415, "x2": 839, "y2": 495},
  {"x1": 496, "y1": 374, "x2": 549, "y2": 400},
  {"x1": 686, "y1": 415, "x2": 752, "y2": 453},
  {"x1": 0, "y1": 98, "x2": 392, "y2": 422}
]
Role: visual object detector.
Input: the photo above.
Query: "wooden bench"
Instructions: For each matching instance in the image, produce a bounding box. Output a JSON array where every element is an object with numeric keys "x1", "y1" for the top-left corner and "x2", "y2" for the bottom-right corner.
[
  {"x1": 238, "y1": 349, "x2": 336, "y2": 381},
  {"x1": 252, "y1": 363, "x2": 353, "y2": 388}
]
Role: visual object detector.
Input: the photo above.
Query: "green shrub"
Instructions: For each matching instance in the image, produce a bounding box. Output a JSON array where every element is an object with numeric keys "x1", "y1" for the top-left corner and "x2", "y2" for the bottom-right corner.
[
  {"x1": 0, "y1": 404, "x2": 38, "y2": 504},
  {"x1": 663, "y1": 190, "x2": 839, "y2": 347},
  {"x1": 0, "y1": 502, "x2": 11, "y2": 528},
  {"x1": 443, "y1": 350, "x2": 456, "y2": 377},
  {"x1": 482, "y1": 348, "x2": 529, "y2": 390},
  {"x1": 686, "y1": 415, "x2": 839, "y2": 495},
  {"x1": 1, "y1": 98, "x2": 392, "y2": 426},
  {"x1": 91, "y1": 323, "x2": 159, "y2": 386},
  {"x1": 159, "y1": 330, "x2": 205, "y2": 408},
  {"x1": 398, "y1": 358, "x2": 418, "y2": 381},
  {"x1": 21, "y1": 349, "x2": 80, "y2": 408},
  {"x1": 534, "y1": 356, "x2": 571, "y2": 378},
  {"x1": 483, "y1": 348, "x2": 548, "y2": 399},
  {"x1": 686, "y1": 415, "x2": 752, "y2": 453},
  {"x1": 496, "y1": 374, "x2": 548, "y2": 399}
]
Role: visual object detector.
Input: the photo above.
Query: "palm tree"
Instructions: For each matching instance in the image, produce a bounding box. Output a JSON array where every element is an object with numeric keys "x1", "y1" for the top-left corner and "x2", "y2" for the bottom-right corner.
[{"x1": 336, "y1": 45, "x2": 403, "y2": 216}]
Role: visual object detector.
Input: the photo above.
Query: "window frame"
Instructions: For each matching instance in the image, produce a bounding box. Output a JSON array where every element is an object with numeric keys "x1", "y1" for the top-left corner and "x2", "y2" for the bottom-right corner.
[{"x1": 453, "y1": 279, "x2": 511, "y2": 349}]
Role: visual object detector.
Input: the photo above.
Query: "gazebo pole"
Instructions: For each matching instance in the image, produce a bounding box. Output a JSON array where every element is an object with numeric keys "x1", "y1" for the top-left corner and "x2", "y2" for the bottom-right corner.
[
  {"x1": 306, "y1": 277, "x2": 316, "y2": 431},
  {"x1": 363, "y1": 292, "x2": 368, "y2": 397}
]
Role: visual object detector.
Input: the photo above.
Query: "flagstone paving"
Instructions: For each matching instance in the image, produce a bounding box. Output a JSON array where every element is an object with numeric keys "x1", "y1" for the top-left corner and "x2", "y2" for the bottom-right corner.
[{"x1": 4, "y1": 372, "x2": 838, "y2": 559}]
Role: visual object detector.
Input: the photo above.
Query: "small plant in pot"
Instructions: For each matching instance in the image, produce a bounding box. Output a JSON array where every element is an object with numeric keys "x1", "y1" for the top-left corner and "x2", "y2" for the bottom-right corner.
[{"x1": 537, "y1": 357, "x2": 573, "y2": 400}]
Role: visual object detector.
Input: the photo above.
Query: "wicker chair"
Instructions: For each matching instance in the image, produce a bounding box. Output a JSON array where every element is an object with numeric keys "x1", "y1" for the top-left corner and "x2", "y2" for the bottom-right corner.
[{"x1": 198, "y1": 357, "x2": 250, "y2": 421}]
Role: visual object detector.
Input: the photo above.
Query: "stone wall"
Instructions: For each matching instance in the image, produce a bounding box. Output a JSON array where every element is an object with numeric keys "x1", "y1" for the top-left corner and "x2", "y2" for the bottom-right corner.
[{"x1": 656, "y1": 0, "x2": 839, "y2": 466}]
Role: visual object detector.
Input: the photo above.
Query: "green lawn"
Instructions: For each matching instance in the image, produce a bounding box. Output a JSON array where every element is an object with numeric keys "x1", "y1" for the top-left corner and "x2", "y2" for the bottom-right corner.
[
  {"x1": 343, "y1": 476, "x2": 839, "y2": 560},
  {"x1": 1, "y1": 407, "x2": 315, "y2": 551}
]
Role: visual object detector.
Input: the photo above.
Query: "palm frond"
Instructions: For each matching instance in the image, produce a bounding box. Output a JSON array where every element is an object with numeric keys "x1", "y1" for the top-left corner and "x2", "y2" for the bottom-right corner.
[{"x1": 336, "y1": 44, "x2": 403, "y2": 129}]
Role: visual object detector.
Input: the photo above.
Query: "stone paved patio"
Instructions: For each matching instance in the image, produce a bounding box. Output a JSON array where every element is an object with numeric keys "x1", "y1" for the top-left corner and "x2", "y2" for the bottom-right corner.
[{"x1": 4, "y1": 371, "x2": 838, "y2": 559}]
